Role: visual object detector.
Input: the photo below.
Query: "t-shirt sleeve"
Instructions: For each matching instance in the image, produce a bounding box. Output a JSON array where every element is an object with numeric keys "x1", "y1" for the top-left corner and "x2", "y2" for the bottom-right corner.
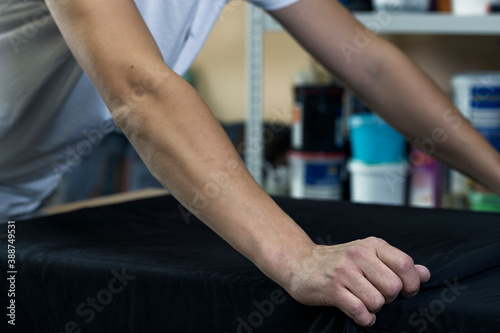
[{"x1": 246, "y1": 0, "x2": 301, "y2": 11}]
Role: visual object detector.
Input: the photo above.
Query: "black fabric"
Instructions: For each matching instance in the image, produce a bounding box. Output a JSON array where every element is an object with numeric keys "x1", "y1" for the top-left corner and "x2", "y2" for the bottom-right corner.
[{"x1": 1, "y1": 195, "x2": 499, "y2": 333}]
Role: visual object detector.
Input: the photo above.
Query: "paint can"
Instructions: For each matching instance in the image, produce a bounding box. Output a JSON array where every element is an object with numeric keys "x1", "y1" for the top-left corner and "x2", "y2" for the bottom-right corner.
[
  {"x1": 450, "y1": 72, "x2": 500, "y2": 194},
  {"x1": 348, "y1": 159, "x2": 407, "y2": 206},
  {"x1": 288, "y1": 151, "x2": 345, "y2": 200},
  {"x1": 452, "y1": 72, "x2": 500, "y2": 151},
  {"x1": 292, "y1": 86, "x2": 344, "y2": 153},
  {"x1": 452, "y1": 0, "x2": 500, "y2": 15},
  {"x1": 372, "y1": 0, "x2": 431, "y2": 11},
  {"x1": 349, "y1": 113, "x2": 406, "y2": 164}
]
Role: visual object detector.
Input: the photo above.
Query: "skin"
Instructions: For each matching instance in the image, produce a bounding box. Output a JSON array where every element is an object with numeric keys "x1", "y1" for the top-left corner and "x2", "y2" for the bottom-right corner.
[{"x1": 43, "y1": 0, "x2": 500, "y2": 327}]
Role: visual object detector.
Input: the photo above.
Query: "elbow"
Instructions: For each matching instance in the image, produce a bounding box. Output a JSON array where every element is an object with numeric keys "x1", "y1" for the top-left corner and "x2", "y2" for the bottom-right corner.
[
  {"x1": 108, "y1": 94, "x2": 143, "y2": 138},
  {"x1": 105, "y1": 63, "x2": 174, "y2": 132},
  {"x1": 110, "y1": 101, "x2": 136, "y2": 135}
]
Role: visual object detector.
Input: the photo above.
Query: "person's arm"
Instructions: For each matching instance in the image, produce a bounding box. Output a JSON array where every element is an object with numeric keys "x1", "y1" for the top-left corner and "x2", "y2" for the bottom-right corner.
[
  {"x1": 45, "y1": 0, "x2": 429, "y2": 327},
  {"x1": 271, "y1": 0, "x2": 500, "y2": 195}
]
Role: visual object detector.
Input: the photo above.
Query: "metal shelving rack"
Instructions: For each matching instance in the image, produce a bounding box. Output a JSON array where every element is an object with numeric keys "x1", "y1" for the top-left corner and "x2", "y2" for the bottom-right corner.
[
  {"x1": 245, "y1": 6, "x2": 500, "y2": 184},
  {"x1": 245, "y1": 4, "x2": 264, "y2": 185},
  {"x1": 264, "y1": 12, "x2": 500, "y2": 34}
]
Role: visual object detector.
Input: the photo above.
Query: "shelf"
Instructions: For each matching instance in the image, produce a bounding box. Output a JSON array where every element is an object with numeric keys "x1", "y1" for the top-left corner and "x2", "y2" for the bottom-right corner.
[
  {"x1": 246, "y1": 5, "x2": 500, "y2": 185},
  {"x1": 264, "y1": 13, "x2": 500, "y2": 35}
]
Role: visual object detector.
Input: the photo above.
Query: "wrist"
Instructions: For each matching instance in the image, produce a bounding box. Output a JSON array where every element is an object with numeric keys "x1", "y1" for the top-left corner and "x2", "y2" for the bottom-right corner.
[{"x1": 254, "y1": 226, "x2": 316, "y2": 290}]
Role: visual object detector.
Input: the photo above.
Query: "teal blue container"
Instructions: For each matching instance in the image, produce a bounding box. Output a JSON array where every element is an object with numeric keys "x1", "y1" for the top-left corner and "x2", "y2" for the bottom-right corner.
[{"x1": 349, "y1": 114, "x2": 406, "y2": 163}]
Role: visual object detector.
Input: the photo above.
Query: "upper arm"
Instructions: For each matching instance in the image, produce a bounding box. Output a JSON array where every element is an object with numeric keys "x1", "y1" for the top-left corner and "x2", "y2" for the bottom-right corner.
[
  {"x1": 269, "y1": 0, "x2": 385, "y2": 88},
  {"x1": 45, "y1": 0, "x2": 174, "y2": 108}
]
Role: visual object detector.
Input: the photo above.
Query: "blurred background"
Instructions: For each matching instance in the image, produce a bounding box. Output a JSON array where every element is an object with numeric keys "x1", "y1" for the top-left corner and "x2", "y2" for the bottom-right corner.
[{"x1": 46, "y1": 0, "x2": 500, "y2": 213}]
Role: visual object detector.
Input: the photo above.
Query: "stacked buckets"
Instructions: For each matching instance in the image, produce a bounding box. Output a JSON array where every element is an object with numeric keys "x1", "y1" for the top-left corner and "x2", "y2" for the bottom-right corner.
[
  {"x1": 451, "y1": 72, "x2": 500, "y2": 212},
  {"x1": 347, "y1": 113, "x2": 407, "y2": 206},
  {"x1": 288, "y1": 85, "x2": 345, "y2": 200}
]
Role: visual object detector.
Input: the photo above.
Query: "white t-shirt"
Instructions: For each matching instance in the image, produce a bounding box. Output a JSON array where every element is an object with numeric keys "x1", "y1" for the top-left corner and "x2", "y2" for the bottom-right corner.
[{"x1": 0, "y1": 0, "x2": 299, "y2": 221}]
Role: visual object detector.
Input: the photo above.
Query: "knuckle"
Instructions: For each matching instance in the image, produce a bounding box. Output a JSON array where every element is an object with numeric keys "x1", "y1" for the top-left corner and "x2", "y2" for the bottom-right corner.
[
  {"x1": 333, "y1": 262, "x2": 350, "y2": 277},
  {"x1": 373, "y1": 295, "x2": 385, "y2": 311},
  {"x1": 365, "y1": 236, "x2": 382, "y2": 245},
  {"x1": 396, "y1": 256, "x2": 415, "y2": 273},
  {"x1": 405, "y1": 280, "x2": 420, "y2": 294},
  {"x1": 347, "y1": 300, "x2": 366, "y2": 317},
  {"x1": 386, "y1": 279, "x2": 403, "y2": 297},
  {"x1": 345, "y1": 244, "x2": 366, "y2": 259}
]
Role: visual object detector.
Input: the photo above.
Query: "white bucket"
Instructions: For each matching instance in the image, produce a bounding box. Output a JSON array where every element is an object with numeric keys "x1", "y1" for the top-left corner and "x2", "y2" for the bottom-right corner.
[
  {"x1": 452, "y1": 0, "x2": 499, "y2": 15},
  {"x1": 451, "y1": 72, "x2": 500, "y2": 193},
  {"x1": 372, "y1": 0, "x2": 431, "y2": 11},
  {"x1": 452, "y1": 72, "x2": 500, "y2": 119},
  {"x1": 288, "y1": 151, "x2": 345, "y2": 200},
  {"x1": 348, "y1": 160, "x2": 408, "y2": 206}
]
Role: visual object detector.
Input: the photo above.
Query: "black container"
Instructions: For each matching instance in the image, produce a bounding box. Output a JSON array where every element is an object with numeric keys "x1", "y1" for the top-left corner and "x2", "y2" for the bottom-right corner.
[
  {"x1": 292, "y1": 85, "x2": 344, "y2": 152},
  {"x1": 339, "y1": 0, "x2": 373, "y2": 11}
]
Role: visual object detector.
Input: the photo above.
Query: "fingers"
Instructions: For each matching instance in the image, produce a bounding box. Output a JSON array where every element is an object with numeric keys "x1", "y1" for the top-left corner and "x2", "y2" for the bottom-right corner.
[
  {"x1": 372, "y1": 238, "x2": 421, "y2": 297},
  {"x1": 287, "y1": 239, "x2": 431, "y2": 329},
  {"x1": 359, "y1": 256, "x2": 403, "y2": 303},
  {"x1": 344, "y1": 273, "x2": 386, "y2": 313},
  {"x1": 415, "y1": 264, "x2": 431, "y2": 283},
  {"x1": 336, "y1": 288, "x2": 376, "y2": 327}
]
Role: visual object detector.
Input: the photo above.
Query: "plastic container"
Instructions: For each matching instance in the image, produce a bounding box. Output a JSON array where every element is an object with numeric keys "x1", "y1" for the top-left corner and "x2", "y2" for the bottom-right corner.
[
  {"x1": 452, "y1": 72, "x2": 500, "y2": 152},
  {"x1": 339, "y1": 0, "x2": 373, "y2": 11},
  {"x1": 288, "y1": 151, "x2": 345, "y2": 200},
  {"x1": 372, "y1": 0, "x2": 431, "y2": 11},
  {"x1": 349, "y1": 114, "x2": 406, "y2": 164},
  {"x1": 449, "y1": 72, "x2": 500, "y2": 195},
  {"x1": 348, "y1": 160, "x2": 407, "y2": 206},
  {"x1": 292, "y1": 86, "x2": 344, "y2": 152},
  {"x1": 436, "y1": 0, "x2": 452, "y2": 12},
  {"x1": 452, "y1": 0, "x2": 499, "y2": 15},
  {"x1": 468, "y1": 191, "x2": 500, "y2": 213},
  {"x1": 409, "y1": 148, "x2": 443, "y2": 208}
]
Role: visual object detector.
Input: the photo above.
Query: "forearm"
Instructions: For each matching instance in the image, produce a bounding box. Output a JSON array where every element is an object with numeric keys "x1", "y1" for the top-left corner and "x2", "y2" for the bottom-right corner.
[
  {"x1": 115, "y1": 73, "x2": 314, "y2": 287},
  {"x1": 350, "y1": 38, "x2": 500, "y2": 194}
]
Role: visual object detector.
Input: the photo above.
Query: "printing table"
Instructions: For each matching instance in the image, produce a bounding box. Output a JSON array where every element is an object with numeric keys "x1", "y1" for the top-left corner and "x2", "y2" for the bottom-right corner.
[{"x1": 1, "y1": 193, "x2": 499, "y2": 332}]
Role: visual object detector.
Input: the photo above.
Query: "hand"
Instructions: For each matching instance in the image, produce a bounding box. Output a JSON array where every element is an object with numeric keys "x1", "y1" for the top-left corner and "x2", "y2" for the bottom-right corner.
[{"x1": 284, "y1": 237, "x2": 431, "y2": 327}]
